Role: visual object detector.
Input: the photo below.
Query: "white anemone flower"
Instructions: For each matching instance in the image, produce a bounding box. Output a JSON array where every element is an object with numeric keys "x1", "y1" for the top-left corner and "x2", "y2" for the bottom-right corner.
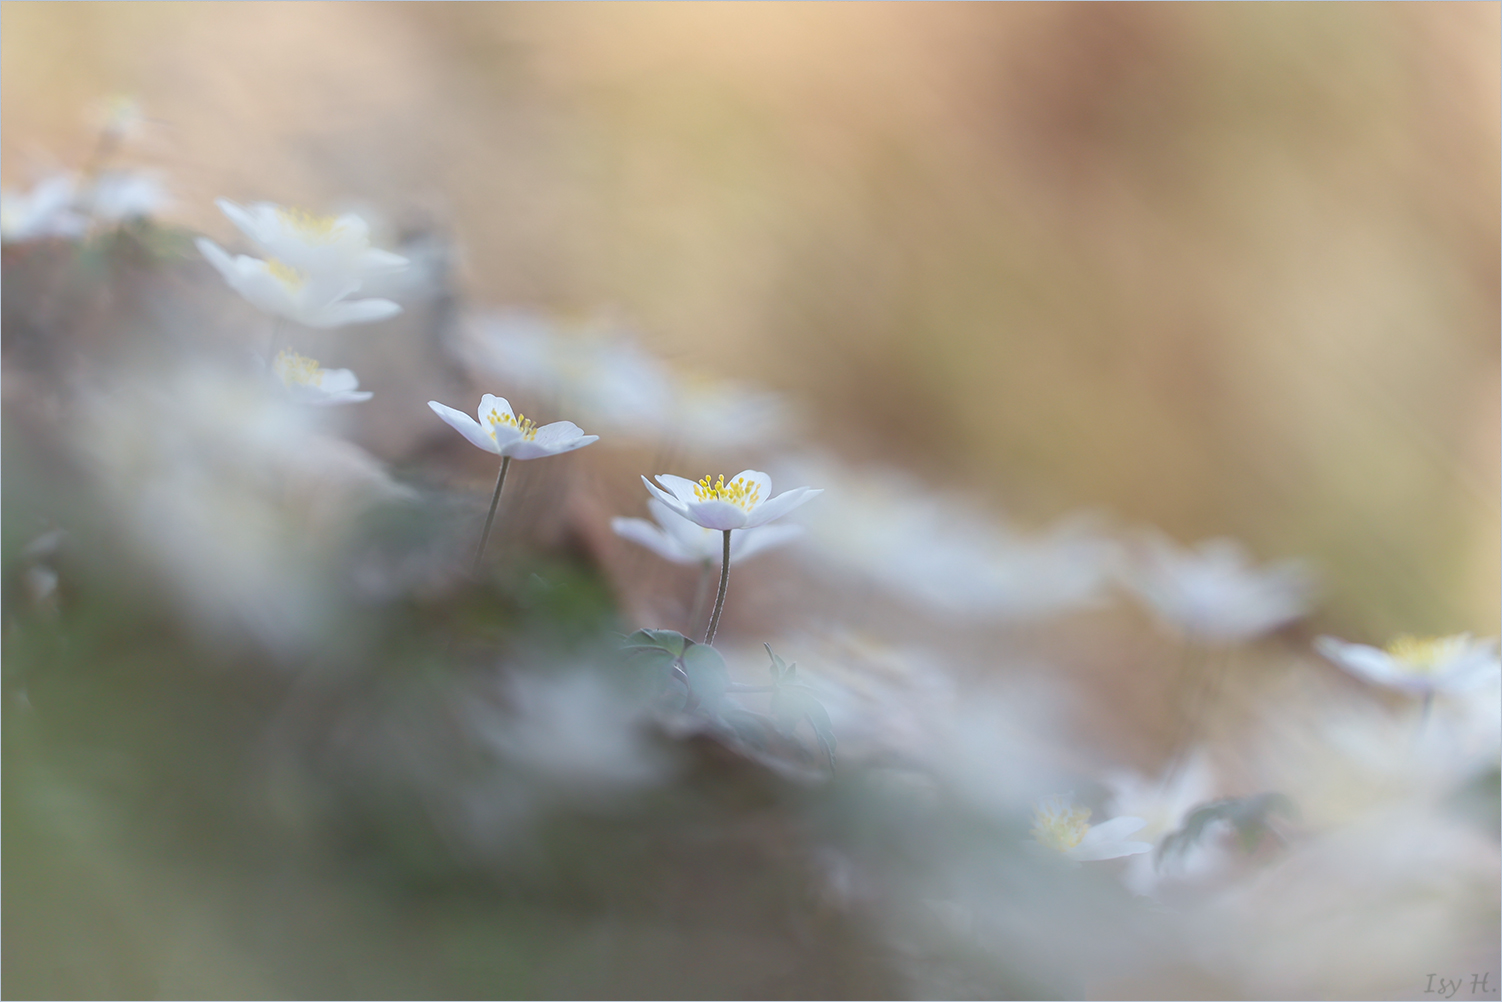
[
  {"x1": 642, "y1": 471, "x2": 820, "y2": 532},
  {"x1": 1123, "y1": 534, "x2": 1314, "y2": 642},
  {"x1": 776, "y1": 455, "x2": 1118, "y2": 621},
  {"x1": 612, "y1": 498, "x2": 802, "y2": 566},
  {"x1": 1, "y1": 174, "x2": 89, "y2": 243},
  {"x1": 195, "y1": 237, "x2": 402, "y2": 329},
  {"x1": 215, "y1": 198, "x2": 408, "y2": 279},
  {"x1": 427, "y1": 394, "x2": 598, "y2": 460},
  {"x1": 1315, "y1": 634, "x2": 1500, "y2": 697},
  {"x1": 1028, "y1": 795, "x2": 1152, "y2": 862},
  {"x1": 272, "y1": 349, "x2": 372, "y2": 406},
  {"x1": 83, "y1": 169, "x2": 170, "y2": 222}
]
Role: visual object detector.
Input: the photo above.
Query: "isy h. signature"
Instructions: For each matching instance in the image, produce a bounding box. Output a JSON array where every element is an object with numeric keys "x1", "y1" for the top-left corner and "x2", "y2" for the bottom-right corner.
[{"x1": 1425, "y1": 973, "x2": 1496, "y2": 998}]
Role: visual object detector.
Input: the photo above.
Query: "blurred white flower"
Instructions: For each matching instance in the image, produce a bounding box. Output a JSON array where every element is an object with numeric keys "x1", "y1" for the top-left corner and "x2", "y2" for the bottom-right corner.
[
  {"x1": 215, "y1": 198, "x2": 408, "y2": 280},
  {"x1": 272, "y1": 349, "x2": 372, "y2": 406},
  {"x1": 1122, "y1": 535, "x2": 1313, "y2": 642},
  {"x1": 1106, "y1": 754, "x2": 1226, "y2": 896},
  {"x1": 459, "y1": 311, "x2": 789, "y2": 448},
  {"x1": 672, "y1": 377, "x2": 789, "y2": 451},
  {"x1": 643, "y1": 471, "x2": 820, "y2": 531},
  {"x1": 196, "y1": 237, "x2": 402, "y2": 328},
  {"x1": 612, "y1": 498, "x2": 802, "y2": 566},
  {"x1": 471, "y1": 672, "x2": 670, "y2": 793},
  {"x1": 1315, "y1": 633, "x2": 1500, "y2": 697},
  {"x1": 76, "y1": 367, "x2": 410, "y2": 652},
  {"x1": 82, "y1": 169, "x2": 170, "y2": 222},
  {"x1": 1, "y1": 174, "x2": 88, "y2": 243},
  {"x1": 777, "y1": 455, "x2": 1118, "y2": 621},
  {"x1": 428, "y1": 393, "x2": 598, "y2": 460},
  {"x1": 1028, "y1": 794, "x2": 1152, "y2": 862}
]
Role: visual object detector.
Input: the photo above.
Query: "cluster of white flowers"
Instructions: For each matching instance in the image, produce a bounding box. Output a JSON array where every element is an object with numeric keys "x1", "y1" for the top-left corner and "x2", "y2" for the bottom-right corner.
[{"x1": 198, "y1": 199, "x2": 406, "y2": 331}]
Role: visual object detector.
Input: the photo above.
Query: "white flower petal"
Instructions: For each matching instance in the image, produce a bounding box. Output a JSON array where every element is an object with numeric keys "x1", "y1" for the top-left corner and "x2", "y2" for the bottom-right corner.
[
  {"x1": 1068, "y1": 839, "x2": 1154, "y2": 862},
  {"x1": 305, "y1": 297, "x2": 401, "y2": 328},
  {"x1": 429, "y1": 400, "x2": 500, "y2": 454},
  {"x1": 682, "y1": 499, "x2": 750, "y2": 531},
  {"x1": 477, "y1": 394, "x2": 514, "y2": 425},
  {"x1": 730, "y1": 522, "x2": 803, "y2": 564},
  {"x1": 612, "y1": 517, "x2": 693, "y2": 564},
  {"x1": 1081, "y1": 816, "x2": 1148, "y2": 842},
  {"x1": 642, "y1": 476, "x2": 690, "y2": 517},
  {"x1": 318, "y1": 368, "x2": 360, "y2": 394},
  {"x1": 502, "y1": 434, "x2": 597, "y2": 460},
  {"x1": 654, "y1": 474, "x2": 703, "y2": 505},
  {"x1": 743, "y1": 486, "x2": 821, "y2": 528}
]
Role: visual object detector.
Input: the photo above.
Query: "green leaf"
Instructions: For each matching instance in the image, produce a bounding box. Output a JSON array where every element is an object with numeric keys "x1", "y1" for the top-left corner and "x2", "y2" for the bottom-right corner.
[
  {"x1": 680, "y1": 640, "x2": 729, "y2": 711},
  {"x1": 623, "y1": 629, "x2": 688, "y2": 658},
  {"x1": 770, "y1": 684, "x2": 836, "y2": 770},
  {"x1": 1157, "y1": 792, "x2": 1296, "y2": 866}
]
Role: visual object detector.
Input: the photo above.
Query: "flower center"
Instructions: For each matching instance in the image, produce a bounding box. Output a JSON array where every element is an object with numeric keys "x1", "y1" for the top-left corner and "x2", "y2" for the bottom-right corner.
[
  {"x1": 487, "y1": 408, "x2": 538, "y2": 441},
  {"x1": 276, "y1": 206, "x2": 344, "y2": 243},
  {"x1": 1384, "y1": 634, "x2": 1465, "y2": 674},
  {"x1": 272, "y1": 349, "x2": 323, "y2": 388},
  {"x1": 692, "y1": 474, "x2": 761, "y2": 511},
  {"x1": 266, "y1": 258, "x2": 306, "y2": 290},
  {"x1": 1031, "y1": 799, "x2": 1092, "y2": 852}
]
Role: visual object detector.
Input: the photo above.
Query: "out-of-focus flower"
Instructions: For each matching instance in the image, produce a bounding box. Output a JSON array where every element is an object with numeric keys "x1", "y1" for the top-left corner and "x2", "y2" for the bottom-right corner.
[
  {"x1": 215, "y1": 198, "x2": 408, "y2": 280},
  {"x1": 272, "y1": 349, "x2": 372, "y2": 406},
  {"x1": 777, "y1": 455, "x2": 1118, "y2": 621},
  {"x1": 196, "y1": 237, "x2": 402, "y2": 328},
  {"x1": 1028, "y1": 795, "x2": 1152, "y2": 861},
  {"x1": 459, "y1": 312, "x2": 790, "y2": 448},
  {"x1": 76, "y1": 366, "x2": 410, "y2": 652},
  {"x1": 612, "y1": 498, "x2": 802, "y2": 566},
  {"x1": 1106, "y1": 755, "x2": 1227, "y2": 896},
  {"x1": 1315, "y1": 634, "x2": 1500, "y2": 697},
  {"x1": 643, "y1": 471, "x2": 820, "y2": 531},
  {"x1": 83, "y1": 169, "x2": 170, "y2": 222},
  {"x1": 1, "y1": 174, "x2": 88, "y2": 243},
  {"x1": 1122, "y1": 535, "x2": 1313, "y2": 642},
  {"x1": 427, "y1": 394, "x2": 598, "y2": 460}
]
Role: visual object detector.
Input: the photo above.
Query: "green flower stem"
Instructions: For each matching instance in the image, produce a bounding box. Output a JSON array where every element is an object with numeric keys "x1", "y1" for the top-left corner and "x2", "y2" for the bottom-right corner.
[
  {"x1": 703, "y1": 529, "x2": 732, "y2": 646},
  {"x1": 472, "y1": 455, "x2": 512, "y2": 576}
]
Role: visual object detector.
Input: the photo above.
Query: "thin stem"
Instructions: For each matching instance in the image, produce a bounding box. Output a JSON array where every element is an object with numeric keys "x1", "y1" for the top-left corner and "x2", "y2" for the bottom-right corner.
[
  {"x1": 703, "y1": 530, "x2": 732, "y2": 646},
  {"x1": 687, "y1": 559, "x2": 714, "y2": 637},
  {"x1": 472, "y1": 455, "x2": 512, "y2": 576}
]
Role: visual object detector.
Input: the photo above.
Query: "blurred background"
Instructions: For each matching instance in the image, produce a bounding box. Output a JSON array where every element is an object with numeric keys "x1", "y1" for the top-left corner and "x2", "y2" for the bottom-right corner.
[
  {"x1": 3, "y1": 3, "x2": 1498, "y2": 998},
  {"x1": 5, "y1": 0, "x2": 1495, "y2": 632}
]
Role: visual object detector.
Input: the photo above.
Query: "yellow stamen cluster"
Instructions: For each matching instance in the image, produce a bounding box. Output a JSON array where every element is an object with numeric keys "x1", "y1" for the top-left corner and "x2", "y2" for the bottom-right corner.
[
  {"x1": 266, "y1": 258, "x2": 306, "y2": 290},
  {"x1": 276, "y1": 206, "x2": 344, "y2": 243},
  {"x1": 692, "y1": 474, "x2": 761, "y2": 511},
  {"x1": 1030, "y1": 799, "x2": 1092, "y2": 853},
  {"x1": 272, "y1": 349, "x2": 323, "y2": 388},
  {"x1": 487, "y1": 408, "x2": 538, "y2": 441},
  {"x1": 1384, "y1": 635, "x2": 1464, "y2": 674}
]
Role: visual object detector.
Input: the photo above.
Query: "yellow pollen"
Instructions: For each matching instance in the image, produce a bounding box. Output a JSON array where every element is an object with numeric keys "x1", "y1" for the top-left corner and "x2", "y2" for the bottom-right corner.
[
  {"x1": 272, "y1": 349, "x2": 323, "y2": 388},
  {"x1": 1384, "y1": 634, "x2": 1465, "y2": 674},
  {"x1": 1031, "y1": 799, "x2": 1092, "y2": 853},
  {"x1": 486, "y1": 408, "x2": 538, "y2": 441},
  {"x1": 266, "y1": 258, "x2": 306, "y2": 290},
  {"x1": 276, "y1": 206, "x2": 344, "y2": 243},
  {"x1": 692, "y1": 474, "x2": 761, "y2": 511}
]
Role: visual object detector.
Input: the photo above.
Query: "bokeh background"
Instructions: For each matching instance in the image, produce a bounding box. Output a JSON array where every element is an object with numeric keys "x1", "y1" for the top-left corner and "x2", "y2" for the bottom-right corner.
[
  {"x1": 4, "y1": 3, "x2": 1499, "y2": 999},
  {"x1": 5, "y1": 0, "x2": 1496, "y2": 633}
]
